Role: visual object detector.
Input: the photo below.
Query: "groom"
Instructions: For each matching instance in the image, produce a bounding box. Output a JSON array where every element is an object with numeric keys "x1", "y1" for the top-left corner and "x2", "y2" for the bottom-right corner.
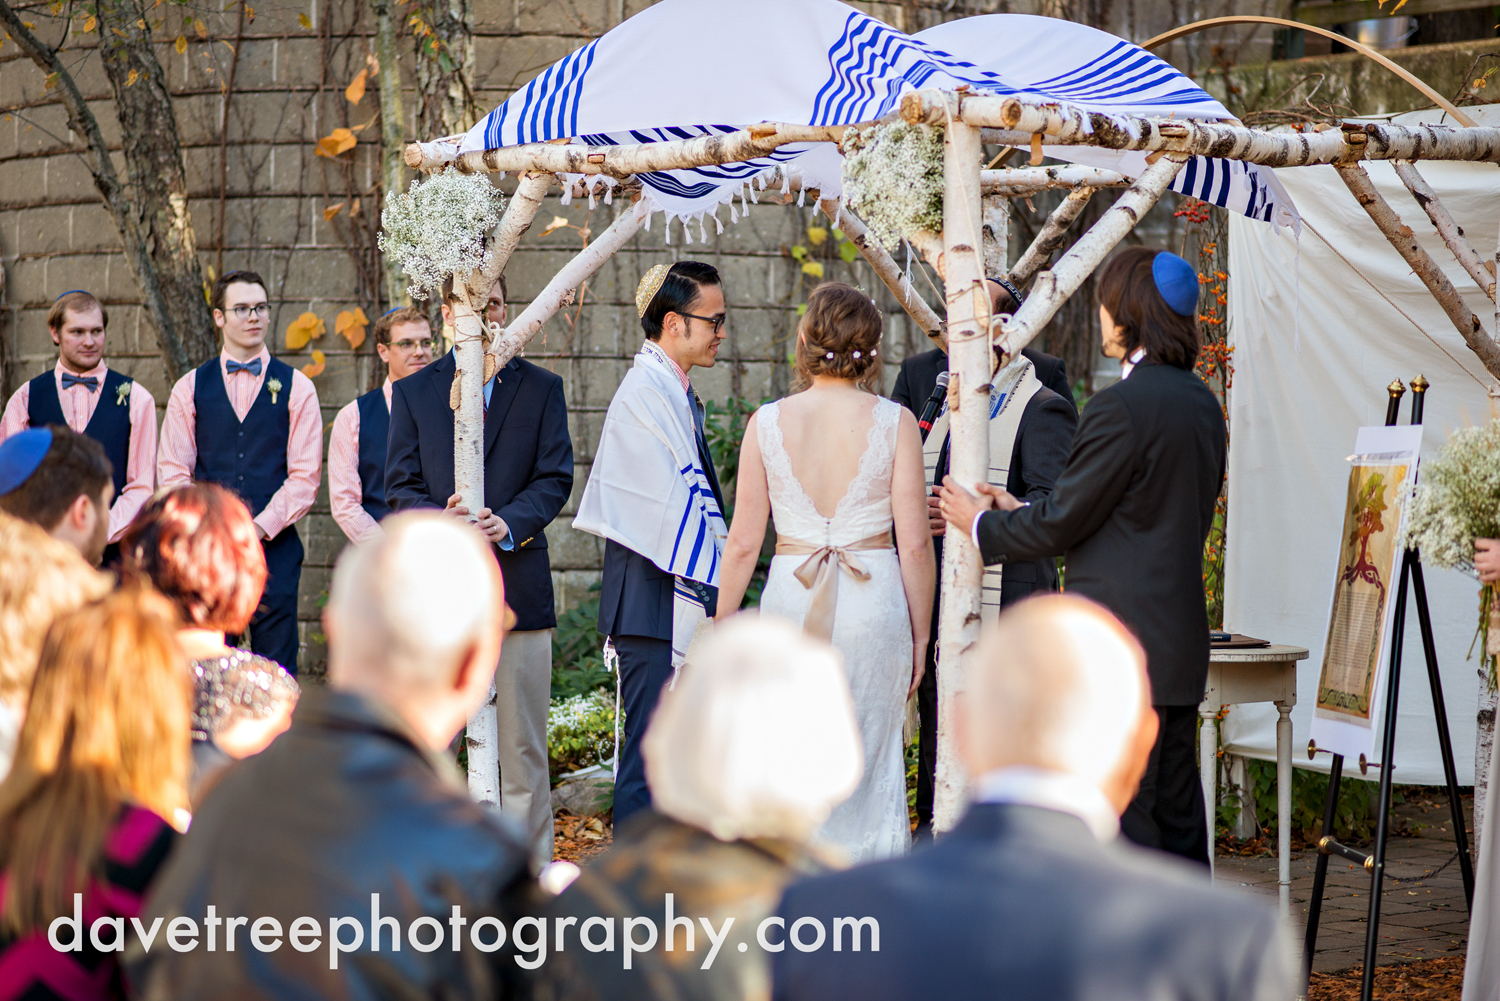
[{"x1": 574, "y1": 261, "x2": 728, "y2": 824}]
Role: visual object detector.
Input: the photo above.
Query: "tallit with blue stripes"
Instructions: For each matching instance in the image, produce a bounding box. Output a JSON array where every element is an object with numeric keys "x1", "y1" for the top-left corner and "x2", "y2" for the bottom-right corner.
[
  {"x1": 574, "y1": 343, "x2": 728, "y2": 588},
  {"x1": 459, "y1": 0, "x2": 1298, "y2": 232}
]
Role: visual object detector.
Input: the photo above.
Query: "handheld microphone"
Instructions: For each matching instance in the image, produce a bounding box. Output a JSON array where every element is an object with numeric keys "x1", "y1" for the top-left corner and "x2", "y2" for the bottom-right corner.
[{"x1": 917, "y1": 371, "x2": 951, "y2": 443}]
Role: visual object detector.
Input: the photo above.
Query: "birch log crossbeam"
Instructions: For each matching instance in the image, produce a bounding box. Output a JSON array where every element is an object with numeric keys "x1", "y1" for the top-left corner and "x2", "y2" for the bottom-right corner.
[
  {"x1": 489, "y1": 197, "x2": 653, "y2": 367},
  {"x1": 406, "y1": 124, "x2": 846, "y2": 176},
  {"x1": 903, "y1": 92, "x2": 1500, "y2": 167},
  {"x1": 1335, "y1": 163, "x2": 1500, "y2": 378},
  {"x1": 979, "y1": 165, "x2": 1128, "y2": 194},
  {"x1": 997, "y1": 153, "x2": 1189, "y2": 357},
  {"x1": 1008, "y1": 185, "x2": 1098, "y2": 290},
  {"x1": 1391, "y1": 161, "x2": 1498, "y2": 302}
]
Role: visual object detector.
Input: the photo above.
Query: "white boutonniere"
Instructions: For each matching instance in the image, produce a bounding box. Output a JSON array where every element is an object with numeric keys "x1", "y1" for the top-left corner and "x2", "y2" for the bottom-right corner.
[
  {"x1": 115, "y1": 381, "x2": 132, "y2": 407},
  {"x1": 267, "y1": 377, "x2": 283, "y2": 404}
]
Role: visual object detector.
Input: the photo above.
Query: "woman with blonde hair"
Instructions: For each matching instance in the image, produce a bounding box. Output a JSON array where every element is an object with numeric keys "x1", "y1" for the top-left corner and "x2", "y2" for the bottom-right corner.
[
  {"x1": 717, "y1": 282, "x2": 935, "y2": 862},
  {"x1": 0, "y1": 589, "x2": 190, "y2": 1000}
]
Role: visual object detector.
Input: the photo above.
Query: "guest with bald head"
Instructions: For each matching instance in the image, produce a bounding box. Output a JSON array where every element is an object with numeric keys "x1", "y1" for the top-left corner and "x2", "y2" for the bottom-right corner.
[
  {"x1": 774, "y1": 595, "x2": 1295, "y2": 1001},
  {"x1": 130, "y1": 513, "x2": 534, "y2": 1000}
]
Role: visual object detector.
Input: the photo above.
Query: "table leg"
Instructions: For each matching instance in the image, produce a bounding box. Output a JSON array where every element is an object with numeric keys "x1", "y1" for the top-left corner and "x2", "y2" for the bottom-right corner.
[
  {"x1": 1200, "y1": 704, "x2": 1218, "y2": 881},
  {"x1": 1276, "y1": 700, "x2": 1293, "y2": 919}
]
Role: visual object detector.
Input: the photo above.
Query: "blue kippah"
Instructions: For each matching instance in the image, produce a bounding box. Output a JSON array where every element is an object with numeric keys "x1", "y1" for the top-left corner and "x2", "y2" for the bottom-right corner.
[
  {"x1": 1152, "y1": 252, "x2": 1198, "y2": 318},
  {"x1": 382, "y1": 307, "x2": 403, "y2": 317},
  {"x1": 0, "y1": 428, "x2": 54, "y2": 495}
]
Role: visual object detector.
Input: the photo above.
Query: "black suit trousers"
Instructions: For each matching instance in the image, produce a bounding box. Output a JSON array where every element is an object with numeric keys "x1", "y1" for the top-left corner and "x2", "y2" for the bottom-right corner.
[
  {"x1": 611, "y1": 635, "x2": 672, "y2": 824},
  {"x1": 1121, "y1": 705, "x2": 1209, "y2": 866}
]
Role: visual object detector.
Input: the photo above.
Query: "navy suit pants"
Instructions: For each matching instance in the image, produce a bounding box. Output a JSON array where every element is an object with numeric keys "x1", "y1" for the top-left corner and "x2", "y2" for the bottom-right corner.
[
  {"x1": 611, "y1": 634, "x2": 672, "y2": 823},
  {"x1": 1121, "y1": 704, "x2": 1209, "y2": 865},
  {"x1": 230, "y1": 530, "x2": 303, "y2": 676}
]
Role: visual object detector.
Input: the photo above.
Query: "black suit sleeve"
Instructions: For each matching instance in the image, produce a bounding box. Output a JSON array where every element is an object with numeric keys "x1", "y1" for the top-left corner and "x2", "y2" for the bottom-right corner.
[
  {"x1": 1014, "y1": 393, "x2": 1076, "y2": 505},
  {"x1": 977, "y1": 389, "x2": 1135, "y2": 564},
  {"x1": 493, "y1": 376, "x2": 574, "y2": 547},
  {"x1": 1042, "y1": 356, "x2": 1073, "y2": 404},
  {"x1": 890, "y1": 359, "x2": 917, "y2": 413},
  {"x1": 385, "y1": 380, "x2": 443, "y2": 512}
]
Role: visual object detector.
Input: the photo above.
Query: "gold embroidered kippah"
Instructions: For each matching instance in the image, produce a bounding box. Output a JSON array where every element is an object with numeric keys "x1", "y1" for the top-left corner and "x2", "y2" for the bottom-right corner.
[{"x1": 635, "y1": 263, "x2": 671, "y2": 318}]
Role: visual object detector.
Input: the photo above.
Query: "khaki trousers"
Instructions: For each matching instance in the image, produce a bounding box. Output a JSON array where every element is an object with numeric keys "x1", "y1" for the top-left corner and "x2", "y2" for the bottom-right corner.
[{"x1": 494, "y1": 628, "x2": 554, "y2": 868}]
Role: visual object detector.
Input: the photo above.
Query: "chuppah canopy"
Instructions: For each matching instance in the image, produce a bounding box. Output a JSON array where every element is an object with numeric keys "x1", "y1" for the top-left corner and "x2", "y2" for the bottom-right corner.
[{"x1": 454, "y1": 0, "x2": 1297, "y2": 233}]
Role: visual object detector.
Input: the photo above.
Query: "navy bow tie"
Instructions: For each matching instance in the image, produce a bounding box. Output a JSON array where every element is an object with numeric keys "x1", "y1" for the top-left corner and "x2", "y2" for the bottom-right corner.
[
  {"x1": 60, "y1": 372, "x2": 99, "y2": 392},
  {"x1": 226, "y1": 358, "x2": 263, "y2": 377}
]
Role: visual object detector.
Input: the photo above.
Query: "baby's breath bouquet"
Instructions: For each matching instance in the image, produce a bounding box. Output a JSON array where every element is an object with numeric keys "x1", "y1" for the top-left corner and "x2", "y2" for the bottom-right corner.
[
  {"x1": 1402, "y1": 419, "x2": 1500, "y2": 687},
  {"x1": 378, "y1": 170, "x2": 505, "y2": 300},
  {"x1": 841, "y1": 122, "x2": 944, "y2": 252}
]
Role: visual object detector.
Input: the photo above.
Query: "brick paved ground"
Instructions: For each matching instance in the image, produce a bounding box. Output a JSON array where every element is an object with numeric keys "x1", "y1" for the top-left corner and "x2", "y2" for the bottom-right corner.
[{"x1": 1215, "y1": 792, "x2": 1474, "y2": 974}]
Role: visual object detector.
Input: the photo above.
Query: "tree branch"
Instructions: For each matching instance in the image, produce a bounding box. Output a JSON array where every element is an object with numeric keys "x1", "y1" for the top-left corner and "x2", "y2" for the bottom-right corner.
[
  {"x1": 818, "y1": 198, "x2": 945, "y2": 350},
  {"x1": 1007, "y1": 185, "x2": 1097, "y2": 290},
  {"x1": 1391, "y1": 160, "x2": 1496, "y2": 302}
]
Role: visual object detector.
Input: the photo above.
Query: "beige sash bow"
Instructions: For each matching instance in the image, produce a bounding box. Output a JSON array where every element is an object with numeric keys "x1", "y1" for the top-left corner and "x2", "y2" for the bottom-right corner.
[{"x1": 774, "y1": 531, "x2": 894, "y2": 641}]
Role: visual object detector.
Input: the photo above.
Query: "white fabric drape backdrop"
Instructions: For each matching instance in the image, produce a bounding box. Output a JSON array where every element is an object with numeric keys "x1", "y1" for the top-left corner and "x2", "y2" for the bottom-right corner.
[{"x1": 1223, "y1": 107, "x2": 1499, "y2": 786}]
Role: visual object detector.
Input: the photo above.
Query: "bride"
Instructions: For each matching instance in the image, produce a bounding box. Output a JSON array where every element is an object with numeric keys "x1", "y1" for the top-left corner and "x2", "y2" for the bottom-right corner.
[{"x1": 716, "y1": 282, "x2": 935, "y2": 862}]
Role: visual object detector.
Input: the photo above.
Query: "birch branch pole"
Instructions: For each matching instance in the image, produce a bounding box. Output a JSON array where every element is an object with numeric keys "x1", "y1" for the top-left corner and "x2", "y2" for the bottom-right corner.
[
  {"x1": 489, "y1": 196, "x2": 653, "y2": 367},
  {"x1": 1391, "y1": 161, "x2": 1497, "y2": 302},
  {"x1": 934, "y1": 114, "x2": 990, "y2": 833},
  {"x1": 997, "y1": 154, "x2": 1189, "y2": 357},
  {"x1": 979, "y1": 165, "x2": 1127, "y2": 195},
  {"x1": 407, "y1": 123, "x2": 845, "y2": 176},
  {"x1": 1008, "y1": 185, "x2": 1098, "y2": 290},
  {"x1": 819, "y1": 198, "x2": 945, "y2": 348},
  {"x1": 1334, "y1": 163, "x2": 1500, "y2": 379},
  {"x1": 477, "y1": 171, "x2": 553, "y2": 293}
]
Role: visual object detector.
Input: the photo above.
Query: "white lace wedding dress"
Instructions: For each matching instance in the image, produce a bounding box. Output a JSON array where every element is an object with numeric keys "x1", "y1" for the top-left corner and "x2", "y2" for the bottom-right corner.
[{"x1": 756, "y1": 396, "x2": 912, "y2": 862}]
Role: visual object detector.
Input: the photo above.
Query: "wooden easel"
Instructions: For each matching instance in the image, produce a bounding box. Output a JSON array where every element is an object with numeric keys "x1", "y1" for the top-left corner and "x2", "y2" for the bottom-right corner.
[{"x1": 1301, "y1": 377, "x2": 1475, "y2": 1000}]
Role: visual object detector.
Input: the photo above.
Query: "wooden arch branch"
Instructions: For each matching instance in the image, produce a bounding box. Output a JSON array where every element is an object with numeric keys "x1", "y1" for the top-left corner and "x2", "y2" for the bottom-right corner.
[
  {"x1": 1139, "y1": 16, "x2": 1476, "y2": 128},
  {"x1": 1390, "y1": 161, "x2": 1497, "y2": 302},
  {"x1": 1007, "y1": 185, "x2": 1098, "y2": 290},
  {"x1": 819, "y1": 199, "x2": 946, "y2": 349},
  {"x1": 1335, "y1": 163, "x2": 1500, "y2": 378}
]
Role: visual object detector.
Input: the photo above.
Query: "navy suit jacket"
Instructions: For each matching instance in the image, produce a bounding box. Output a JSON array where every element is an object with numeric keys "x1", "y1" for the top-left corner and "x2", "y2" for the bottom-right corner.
[
  {"x1": 385, "y1": 352, "x2": 573, "y2": 631},
  {"x1": 775, "y1": 803, "x2": 1294, "y2": 1001}
]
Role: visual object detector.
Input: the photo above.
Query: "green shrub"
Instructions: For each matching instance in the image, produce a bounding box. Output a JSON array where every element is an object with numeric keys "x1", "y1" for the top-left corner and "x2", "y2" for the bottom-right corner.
[
  {"x1": 552, "y1": 588, "x2": 612, "y2": 700},
  {"x1": 1222, "y1": 759, "x2": 1395, "y2": 844},
  {"x1": 548, "y1": 689, "x2": 619, "y2": 780}
]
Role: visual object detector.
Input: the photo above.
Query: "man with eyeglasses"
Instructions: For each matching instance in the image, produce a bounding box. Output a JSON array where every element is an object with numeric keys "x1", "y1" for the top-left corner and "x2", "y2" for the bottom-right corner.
[
  {"x1": 386, "y1": 272, "x2": 573, "y2": 869},
  {"x1": 159, "y1": 269, "x2": 322, "y2": 675},
  {"x1": 575, "y1": 260, "x2": 729, "y2": 825},
  {"x1": 0, "y1": 289, "x2": 158, "y2": 566},
  {"x1": 328, "y1": 306, "x2": 434, "y2": 544}
]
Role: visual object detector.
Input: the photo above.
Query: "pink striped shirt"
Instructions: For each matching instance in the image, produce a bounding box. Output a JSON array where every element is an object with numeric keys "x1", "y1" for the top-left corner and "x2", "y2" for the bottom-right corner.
[
  {"x1": 328, "y1": 379, "x2": 392, "y2": 545},
  {"x1": 156, "y1": 347, "x2": 322, "y2": 540},
  {"x1": 0, "y1": 360, "x2": 159, "y2": 543}
]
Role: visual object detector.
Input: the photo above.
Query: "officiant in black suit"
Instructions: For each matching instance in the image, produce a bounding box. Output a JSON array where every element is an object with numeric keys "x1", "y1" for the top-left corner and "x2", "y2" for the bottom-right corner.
[
  {"x1": 385, "y1": 273, "x2": 573, "y2": 867},
  {"x1": 939, "y1": 248, "x2": 1227, "y2": 866},
  {"x1": 891, "y1": 277, "x2": 1077, "y2": 838},
  {"x1": 774, "y1": 596, "x2": 1295, "y2": 1001}
]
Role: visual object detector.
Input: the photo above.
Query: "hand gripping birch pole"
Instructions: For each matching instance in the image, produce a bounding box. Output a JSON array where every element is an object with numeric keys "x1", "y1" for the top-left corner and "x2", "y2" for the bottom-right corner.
[
  {"x1": 1335, "y1": 162, "x2": 1500, "y2": 378},
  {"x1": 934, "y1": 110, "x2": 990, "y2": 832}
]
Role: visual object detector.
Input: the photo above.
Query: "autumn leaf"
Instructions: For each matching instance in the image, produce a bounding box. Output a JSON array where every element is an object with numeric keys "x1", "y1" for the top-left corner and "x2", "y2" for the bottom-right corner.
[
  {"x1": 126, "y1": 69, "x2": 139, "y2": 86},
  {"x1": 21, "y1": 21, "x2": 36, "y2": 29},
  {"x1": 44, "y1": 72, "x2": 58, "y2": 91},
  {"x1": 540, "y1": 215, "x2": 571, "y2": 237},
  {"x1": 345, "y1": 68, "x2": 367, "y2": 105},
  {"x1": 314, "y1": 127, "x2": 356, "y2": 158},
  {"x1": 284, "y1": 312, "x2": 325, "y2": 350},
  {"x1": 193, "y1": 17, "x2": 206, "y2": 37},
  {"x1": 300, "y1": 349, "x2": 326, "y2": 378},
  {"x1": 839, "y1": 239, "x2": 859, "y2": 263},
  {"x1": 137, "y1": 18, "x2": 146, "y2": 28},
  {"x1": 245, "y1": 7, "x2": 255, "y2": 24},
  {"x1": 175, "y1": 34, "x2": 187, "y2": 54},
  {"x1": 348, "y1": 197, "x2": 361, "y2": 218},
  {"x1": 323, "y1": 202, "x2": 345, "y2": 221},
  {"x1": 83, "y1": 15, "x2": 96, "y2": 31},
  {"x1": 298, "y1": 12, "x2": 311, "y2": 28},
  {"x1": 806, "y1": 226, "x2": 828, "y2": 246},
  {"x1": 336, "y1": 308, "x2": 368, "y2": 349},
  {"x1": 801, "y1": 261, "x2": 825, "y2": 278}
]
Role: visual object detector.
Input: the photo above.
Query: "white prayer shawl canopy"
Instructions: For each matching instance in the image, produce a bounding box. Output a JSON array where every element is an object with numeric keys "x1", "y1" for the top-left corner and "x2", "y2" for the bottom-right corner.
[{"x1": 458, "y1": 0, "x2": 1298, "y2": 231}]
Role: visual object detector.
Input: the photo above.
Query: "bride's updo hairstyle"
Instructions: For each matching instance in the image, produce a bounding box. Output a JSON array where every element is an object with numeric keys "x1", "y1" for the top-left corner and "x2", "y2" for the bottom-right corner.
[{"x1": 794, "y1": 282, "x2": 884, "y2": 392}]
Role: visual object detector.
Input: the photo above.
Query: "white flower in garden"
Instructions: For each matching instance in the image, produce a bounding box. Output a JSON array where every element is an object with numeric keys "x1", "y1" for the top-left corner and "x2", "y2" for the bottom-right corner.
[
  {"x1": 841, "y1": 122, "x2": 945, "y2": 252},
  {"x1": 378, "y1": 170, "x2": 506, "y2": 300}
]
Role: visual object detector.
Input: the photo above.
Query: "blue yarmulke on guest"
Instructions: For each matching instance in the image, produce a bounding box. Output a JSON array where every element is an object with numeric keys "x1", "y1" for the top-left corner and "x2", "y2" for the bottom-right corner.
[
  {"x1": 0, "y1": 428, "x2": 53, "y2": 496},
  {"x1": 1152, "y1": 252, "x2": 1199, "y2": 318}
]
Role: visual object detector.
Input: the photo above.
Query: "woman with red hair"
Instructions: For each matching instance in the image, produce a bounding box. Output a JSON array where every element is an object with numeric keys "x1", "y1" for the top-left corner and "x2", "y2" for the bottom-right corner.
[{"x1": 120, "y1": 484, "x2": 299, "y2": 801}]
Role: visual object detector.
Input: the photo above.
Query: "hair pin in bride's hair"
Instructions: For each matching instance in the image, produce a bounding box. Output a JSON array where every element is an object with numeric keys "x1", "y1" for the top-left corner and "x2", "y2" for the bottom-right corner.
[
  {"x1": 853, "y1": 350, "x2": 862, "y2": 360},
  {"x1": 825, "y1": 352, "x2": 835, "y2": 361}
]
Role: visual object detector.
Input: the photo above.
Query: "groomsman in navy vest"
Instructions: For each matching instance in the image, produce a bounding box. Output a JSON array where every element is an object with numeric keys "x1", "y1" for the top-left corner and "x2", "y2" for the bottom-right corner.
[
  {"x1": 158, "y1": 271, "x2": 323, "y2": 674},
  {"x1": 329, "y1": 307, "x2": 434, "y2": 544},
  {"x1": 0, "y1": 290, "x2": 158, "y2": 565},
  {"x1": 386, "y1": 273, "x2": 573, "y2": 867}
]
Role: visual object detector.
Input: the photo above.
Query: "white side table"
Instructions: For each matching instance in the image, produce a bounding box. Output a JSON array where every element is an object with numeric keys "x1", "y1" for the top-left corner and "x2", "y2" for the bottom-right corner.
[{"x1": 1199, "y1": 644, "x2": 1307, "y2": 917}]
